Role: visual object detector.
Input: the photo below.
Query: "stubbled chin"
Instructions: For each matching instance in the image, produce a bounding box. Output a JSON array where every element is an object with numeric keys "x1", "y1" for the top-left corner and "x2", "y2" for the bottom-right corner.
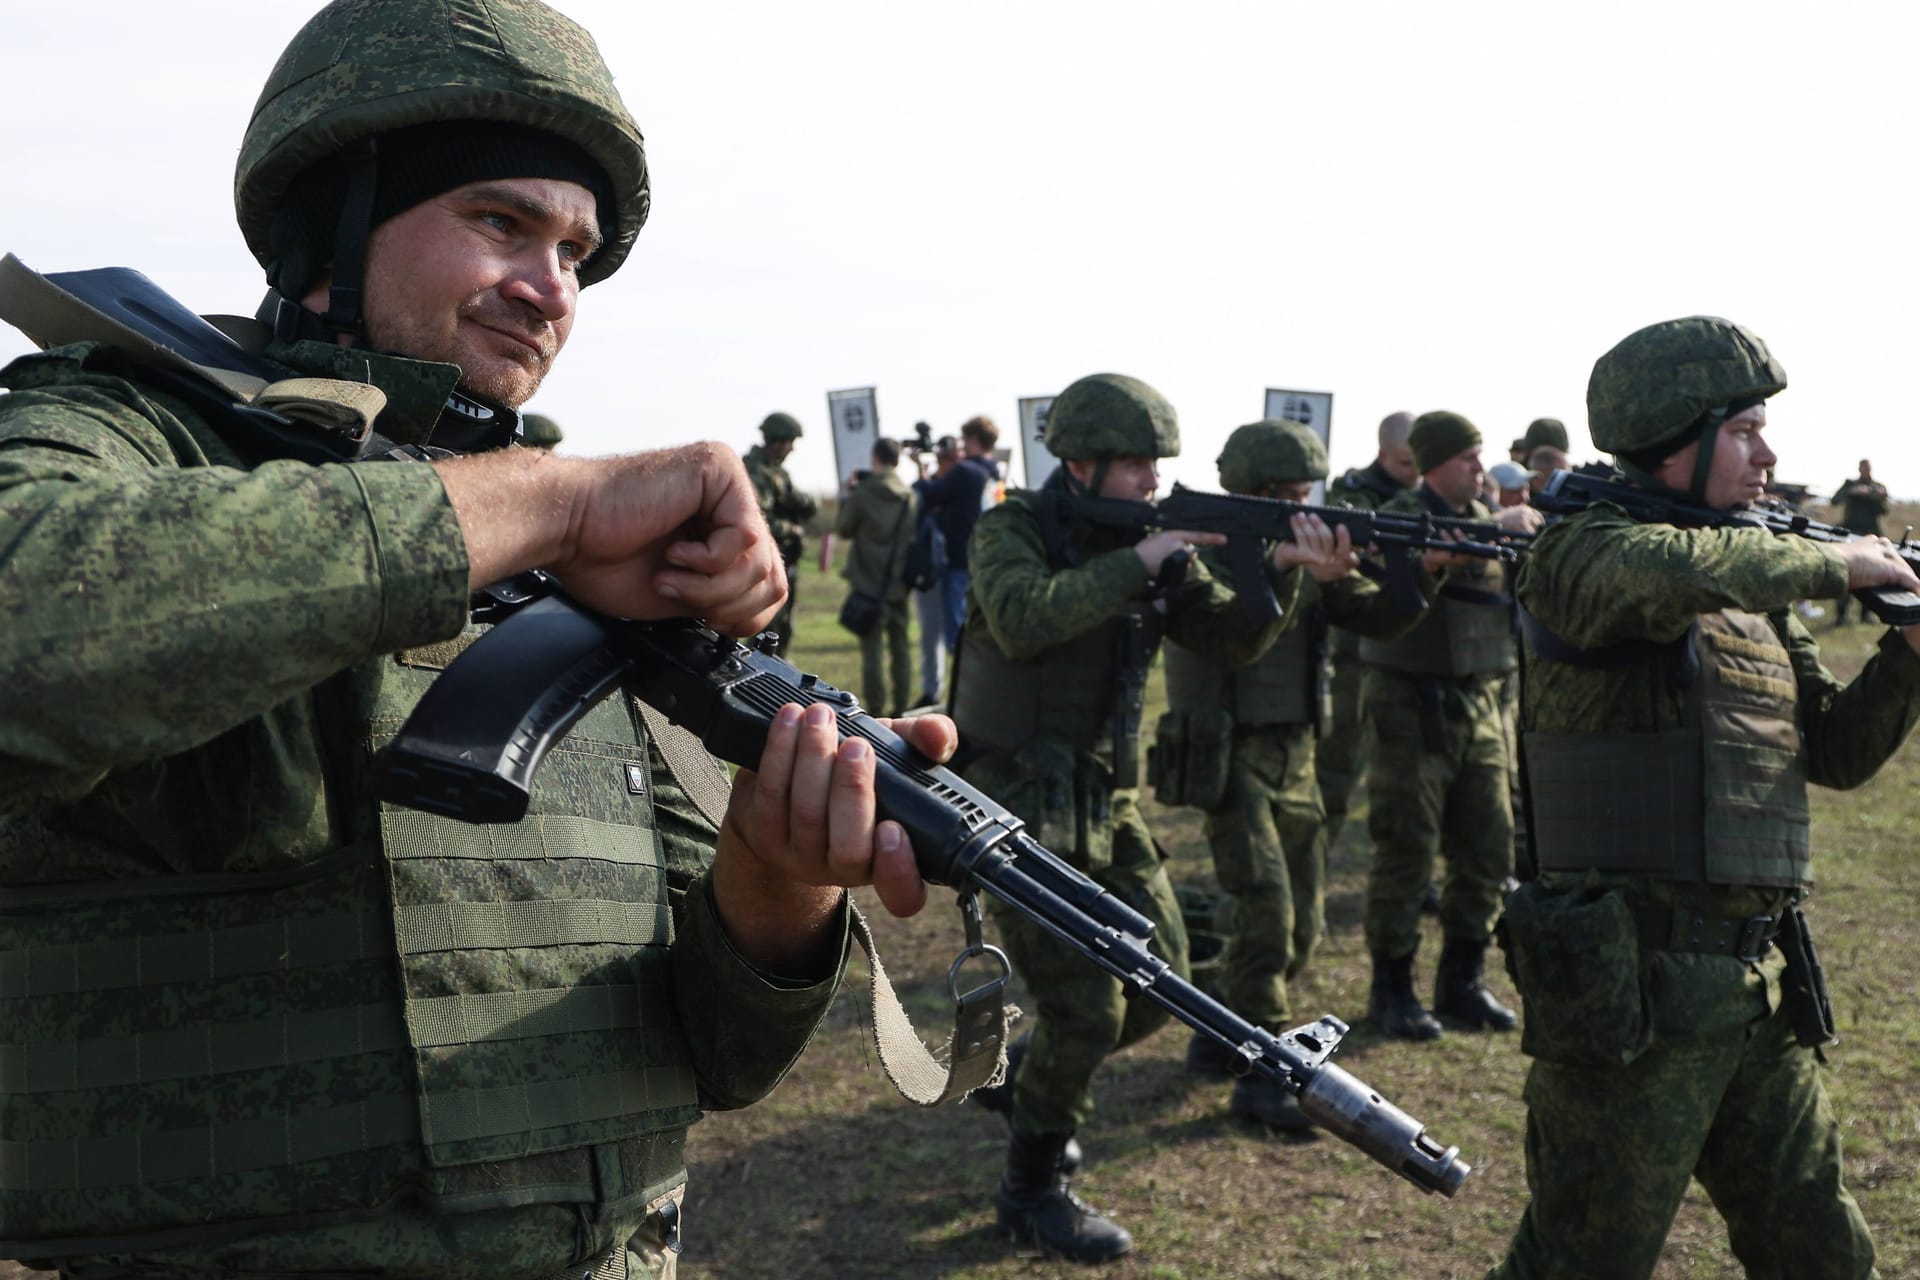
[{"x1": 458, "y1": 351, "x2": 547, "y2": 409}]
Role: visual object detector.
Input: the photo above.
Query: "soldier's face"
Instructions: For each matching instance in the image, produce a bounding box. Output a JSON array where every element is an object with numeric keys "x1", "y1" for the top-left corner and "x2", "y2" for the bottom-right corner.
[
  {"x1": 766, "y1": 438, "x2": 795, "y2": 462},
  {"x1": 348, "y1": 177, "x2": 600, "y2": 408},
  {"x1": 1705, "y1": 406, "x2": 1776, "y2": 508},
  {"x1": 1426, "y1": 446, "x2": 1485, "y2": 508},
  {"x1": 1654, "y1": 404, "x2": 1774, "y2": 508},
  {"x1": 1091, "y1": 456, "x2": 1160, "y2": 502},
  {"x1": 1380, "y1": 441, "x2": 1420, "y2": 488}
]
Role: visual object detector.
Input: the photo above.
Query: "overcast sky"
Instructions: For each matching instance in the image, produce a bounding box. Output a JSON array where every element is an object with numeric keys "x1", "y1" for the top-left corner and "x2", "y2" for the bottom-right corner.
[{"x1": 3, "y1": 1, "x2": 1914, "y2": 503}]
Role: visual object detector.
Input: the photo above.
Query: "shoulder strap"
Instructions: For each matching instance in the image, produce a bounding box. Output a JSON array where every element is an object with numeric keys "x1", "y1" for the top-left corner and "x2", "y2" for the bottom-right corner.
[
  {"x1": 637, "y1": 696, "x2": 1010, "y2": 1106},
  {"x1": 1517, "y1": 601, "x2": 1698, "y2": 688}
]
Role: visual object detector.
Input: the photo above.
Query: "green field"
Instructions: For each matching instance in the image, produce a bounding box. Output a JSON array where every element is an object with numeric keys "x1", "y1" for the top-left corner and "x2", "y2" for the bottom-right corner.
[{"x1": 678, "y1": 525, "x2": 1920, "y2": 1279}]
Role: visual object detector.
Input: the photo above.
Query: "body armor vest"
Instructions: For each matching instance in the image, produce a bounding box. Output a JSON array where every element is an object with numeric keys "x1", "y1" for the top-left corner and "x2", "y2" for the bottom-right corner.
[
  {"x1": 951, "y1": 605, "x2": 1161, "y2": 763},
  {"x1": 1525, "y1": 610, "x2": 1812, "y2": 889},
  {"x1": 1360, "y1": 556, "x2": 1514, "y2": 678},
  {"x1": 0, "y1": 632, "x2": 698, "y2": 1254},
  {"x1": 1164, "y1": 620, "x2": 1316, "y2": 728}
]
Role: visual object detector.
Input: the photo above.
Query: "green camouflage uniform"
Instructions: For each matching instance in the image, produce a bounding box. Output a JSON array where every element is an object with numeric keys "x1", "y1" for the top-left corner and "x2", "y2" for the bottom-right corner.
[
  {"x1": 835, "y1": 469, "x2": 916, "y2": 716},
  {"x1": 1316, "y1": 460, "x2": 1406, "y2": 837},
  {"x1": 1361, "y1": 486, "x2": 1515, "y2": 959},
  {"x1": 744, "y1": 444, "x2": 817, "y2": 657},
  {"x1": 1164, "y1": 559, "x2": 1427, "y2": 1028},
  {"x1": 1489, "y1": 504, "x2": 1920, "y2": 1280},
  {"x1": 0, "y1": 338, "x2": 845, "y2": 1279},
  {"x1": 952, "y1": 488, "x2": 1293, "y2": 1134}
]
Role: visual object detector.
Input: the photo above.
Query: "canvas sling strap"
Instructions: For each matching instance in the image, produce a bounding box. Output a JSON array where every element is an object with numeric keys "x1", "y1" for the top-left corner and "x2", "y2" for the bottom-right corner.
[{"x1": 636, "y1": 669, "x2": 1014, "y2": 1107}]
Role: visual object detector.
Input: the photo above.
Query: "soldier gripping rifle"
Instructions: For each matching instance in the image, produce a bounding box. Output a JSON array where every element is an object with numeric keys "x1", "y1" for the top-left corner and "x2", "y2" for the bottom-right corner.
[
  {"x1": 1533, "y1": 462, "x2": 1920, "y2": 627},
  {"x1": 1034, "y1": 481, "x2": 1529, "y2": 623}
]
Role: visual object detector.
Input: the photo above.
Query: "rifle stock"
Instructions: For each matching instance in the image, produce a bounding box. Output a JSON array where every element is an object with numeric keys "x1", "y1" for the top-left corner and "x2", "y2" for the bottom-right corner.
[{"x1": 373, "y1": 577, "x2": 1471, "y2": 1198}]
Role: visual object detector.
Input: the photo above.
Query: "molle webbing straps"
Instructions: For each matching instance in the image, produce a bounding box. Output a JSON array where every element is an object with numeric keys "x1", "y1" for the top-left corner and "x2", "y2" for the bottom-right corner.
[
  {"x1": 1694, "y1": 615, "x2": 1811, "y2": 888},
  {"x1": 0, "y1": 848, "x2": 428, "y2": 1248},
  {"x1": 638, "y1": 699, "x2": 1011, "y2": 1106}
]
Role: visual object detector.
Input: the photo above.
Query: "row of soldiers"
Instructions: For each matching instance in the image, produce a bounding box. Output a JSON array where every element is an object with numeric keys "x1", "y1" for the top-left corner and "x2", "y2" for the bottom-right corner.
[
  {"x1": 935, "y1": 380, "x2": 1542, "y2": 1260},
  {"x1": 864, "y1": 324, "x2": 1919, "y2": 1279}
]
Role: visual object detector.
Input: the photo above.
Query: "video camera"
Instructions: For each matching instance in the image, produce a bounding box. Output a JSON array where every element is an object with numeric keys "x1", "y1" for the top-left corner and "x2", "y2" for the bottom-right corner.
[{"x1": 904, "y1": 420, "x2": 935, "y2": 456}]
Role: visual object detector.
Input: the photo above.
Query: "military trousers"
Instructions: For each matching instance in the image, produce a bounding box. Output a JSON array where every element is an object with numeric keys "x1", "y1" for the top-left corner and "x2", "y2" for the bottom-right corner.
[
  {"x1": 857, "y1": 597, "x2": 913, "y2": 717},
  {"x1": 987, "y1": 791, "x2": 1190, "y2": 1135},
  {"x1": 913, "y1": 586, "x2": 947, "y2": 705},
  {"x1": 1200, "y1": 723, "x2": 1325, "y2": 1027},
  {"x1": 1489, "y1": 1005, "x2": 1874, "y2": 1280},
  {"x1": 1314, "y1": 646, "x2": 1370, "y2": 840},
  {"x1": 1360, "y1": 668, "x2": 1513, "y2": 958}
]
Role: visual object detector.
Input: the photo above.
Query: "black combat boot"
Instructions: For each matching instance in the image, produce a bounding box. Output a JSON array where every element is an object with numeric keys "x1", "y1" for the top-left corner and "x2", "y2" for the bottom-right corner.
[
  {"x1": 1433, "y1": 934, "x2": 1518, "y2": 1031},
  {"x1": 1228, "y1": 1073, "x2": 1316, "y2": 1134},
  {"x1": 1368, "y1": 948, "x2": 1443, "y2": 1042},
  {"x1": 971, "y1": 1033, "x2": 1082, "y2": 1174},
  {"x1": 995, "y1": 1127, "x2": 1133, "y2": 1263}
]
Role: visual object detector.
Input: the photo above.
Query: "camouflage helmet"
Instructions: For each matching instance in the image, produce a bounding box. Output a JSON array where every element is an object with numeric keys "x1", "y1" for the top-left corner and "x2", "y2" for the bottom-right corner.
[
  {"x1": 1216, "y1": 419, "x2": 1327, "y2": 493},
  {"x1": 1588, "y1": 317, "x2": 1786, "y2": 454},
  {"x1": 236, "y1": 0, "x2": 650, "y2": 288},
  {"x1": 520, "y1": 412, "x2": 563, "y2": 449},
  {"x1": 1043, "y1": 373, "x2": 1180, "y2": 460},
  {"x1": 760, "y1": 412, "x2": 804, "y2": 441}
]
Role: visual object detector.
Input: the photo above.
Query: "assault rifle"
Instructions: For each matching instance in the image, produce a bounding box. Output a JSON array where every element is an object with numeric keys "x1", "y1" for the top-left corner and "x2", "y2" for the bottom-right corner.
[
  {"x1": 373, "y1": 574, "x2": 1470, "y2": 1198},
  {"x1": 1039, "y1": 483, "x2": 1528, "y2": 623},
  {"x1": 1534, "y1": 464, "x2": 1920, "y2": 626}
]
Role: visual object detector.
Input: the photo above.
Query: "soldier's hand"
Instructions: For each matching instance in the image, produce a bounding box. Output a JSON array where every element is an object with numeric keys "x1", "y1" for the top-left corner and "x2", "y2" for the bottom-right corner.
[
  {"x1": 1492, "y1": 504, "x2": 1545, "y2": 535},
  {"x1": 1837, "y1": 536, "x2": 1920, "y2": 593},
  {"x1": 1137, "y1": 529, "x2": 1226, "y2": 577},
  {"x1": 710, "y1": 706, "x2": 953, "y2": 971},
  {"x1": 437, "y1": 443, "x2": 785, "y2": 636},
  {"x1": 1272, "y1": 514, "x2": 1358, "y2": 583}
]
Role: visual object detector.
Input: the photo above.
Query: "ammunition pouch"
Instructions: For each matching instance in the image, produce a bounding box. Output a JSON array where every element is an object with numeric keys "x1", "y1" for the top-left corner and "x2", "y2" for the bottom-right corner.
[
  {"x1": 1501, "y1": 882, "x2": 1652, "y2": 1068},
  {"x1": 1147, "y1": 707, "x2": 1234, "y2": 809}
]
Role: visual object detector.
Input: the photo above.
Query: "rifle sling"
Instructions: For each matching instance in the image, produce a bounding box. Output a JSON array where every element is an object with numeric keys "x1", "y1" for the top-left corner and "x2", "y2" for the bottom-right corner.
[{"x1": 636, "y1": 698, "x2": 1010, "y2": 1107}]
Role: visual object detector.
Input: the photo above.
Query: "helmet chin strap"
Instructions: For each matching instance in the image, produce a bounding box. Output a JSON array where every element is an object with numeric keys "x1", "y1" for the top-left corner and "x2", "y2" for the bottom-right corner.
[
  {"x1": 1065, "y1": 457, "x2": 1111, "y2": 498},
  {"x1": 1686, "y1": 420, "x2": 1723, "y2": 506},
  {"x1": 1618, "y1": 408, "x2": 1729, "y2": 507},
  {"x1": 319, "y1": 140, "x2": 379, "y2": 343}
]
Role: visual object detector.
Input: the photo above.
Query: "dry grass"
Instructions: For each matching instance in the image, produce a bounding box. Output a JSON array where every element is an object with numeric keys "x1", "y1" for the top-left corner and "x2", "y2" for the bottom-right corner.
[{"x1": 679, "y1": 525, "x2": 1920, "y2": 1279}]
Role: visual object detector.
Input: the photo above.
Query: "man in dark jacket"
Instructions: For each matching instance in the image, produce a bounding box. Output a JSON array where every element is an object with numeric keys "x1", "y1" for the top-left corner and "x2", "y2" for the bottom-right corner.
[{"x1": 915, "y1": 413, "x2": 1002, "y2": 647}]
